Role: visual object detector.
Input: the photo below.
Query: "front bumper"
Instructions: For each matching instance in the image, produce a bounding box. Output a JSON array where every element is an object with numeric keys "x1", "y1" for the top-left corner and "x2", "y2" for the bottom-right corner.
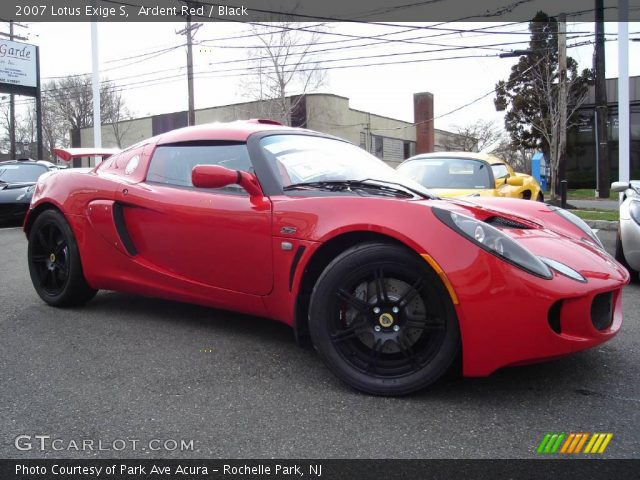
[
  {"x1": 452, "y1": 255, "x2": 626, "y2": 377},
  {"x1": 0, "y1": 203, "x2": 29, "y2": 224},
  {"x1": 417, "y1": 210, "x2": 629, "y2": 377}
]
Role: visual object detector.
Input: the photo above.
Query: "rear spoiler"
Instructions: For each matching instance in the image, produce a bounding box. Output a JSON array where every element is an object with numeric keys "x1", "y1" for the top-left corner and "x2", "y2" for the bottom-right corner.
[{"x1": 52, "y1": 148, "x2": 120, "y2": 162}]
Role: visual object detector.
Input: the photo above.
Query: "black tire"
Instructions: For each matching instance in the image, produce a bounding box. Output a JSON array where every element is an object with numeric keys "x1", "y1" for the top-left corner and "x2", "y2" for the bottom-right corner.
[
  {"x1": 615, "y1": 227, "x2": 639, "y2": 282},
  {"x1": 28, "y1": 209, "x2": 98, "y2": 306},
  {"x1": 308, "y1": 242, "x2": 460, "y2": 396},
  {"x1": 536, "y1": 192, "x2": 544, "y2": 202}
]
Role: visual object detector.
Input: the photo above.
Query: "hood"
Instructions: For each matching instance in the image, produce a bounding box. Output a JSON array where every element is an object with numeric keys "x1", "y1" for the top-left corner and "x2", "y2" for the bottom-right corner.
[
  {"x1": 427, "y1": 196, "x2": 626, "y2": 283},
  {"x1": 432, "y1": 196, "x2": 603, "y2": 248},
  {"x1": 0, "y1": 181, "x2": 35, "y2": 188},
  {"x1": 0, "y1": 183, "x2": 34, "y2": 203},
  {"x1": 430, "y1": 188, "x2": 498, "y2": 198}
]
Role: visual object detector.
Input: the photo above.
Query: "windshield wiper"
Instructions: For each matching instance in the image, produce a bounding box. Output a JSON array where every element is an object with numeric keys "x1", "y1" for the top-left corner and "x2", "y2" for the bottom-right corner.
[{"x1": 283, "y1": 179, "x2": 429, "y2": 199}]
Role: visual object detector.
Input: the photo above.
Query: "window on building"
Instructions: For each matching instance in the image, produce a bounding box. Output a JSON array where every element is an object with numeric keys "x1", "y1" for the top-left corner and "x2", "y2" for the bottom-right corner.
[
  {"x1": 403, "y1": 142, "x2": 410, "y2": 159},
  {"x1": 359, "y1": 132, "x2": 367, "y2": 150},
  {"x1": 374, "y1": 135, "x2": 383, "y2": 158},
  {"x1": 146, "y1": 143, "x2": 252, "y2": 194}
]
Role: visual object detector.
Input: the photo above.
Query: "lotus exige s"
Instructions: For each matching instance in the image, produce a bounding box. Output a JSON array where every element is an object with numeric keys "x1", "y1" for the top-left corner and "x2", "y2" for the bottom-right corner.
[{"x1": 23, "y1": 121, "x2": 628, "y2": 395}]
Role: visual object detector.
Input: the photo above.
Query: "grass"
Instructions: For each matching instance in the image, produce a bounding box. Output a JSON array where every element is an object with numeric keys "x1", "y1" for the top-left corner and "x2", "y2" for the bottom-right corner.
[
  {"x1": 566, "y1": 189, "x2": 617, "y2": 200},
  {"x1": 571, "y1": 209, "x2": 619, "y2": 222},
  {"x1": 542, "y1": 189, "x2": 617, "y2": 200}
]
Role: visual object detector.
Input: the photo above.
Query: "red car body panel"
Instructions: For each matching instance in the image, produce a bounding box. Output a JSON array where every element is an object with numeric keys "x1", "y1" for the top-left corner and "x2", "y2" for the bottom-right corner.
[{"x1": 25, "y1": 123, "x2": 629, "y2": 378}]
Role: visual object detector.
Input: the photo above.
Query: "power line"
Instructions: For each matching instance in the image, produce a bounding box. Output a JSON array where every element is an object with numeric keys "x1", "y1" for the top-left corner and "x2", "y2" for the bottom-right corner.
[{"x1": 1, "y1": 35, "x2": 617, "y2": 111}]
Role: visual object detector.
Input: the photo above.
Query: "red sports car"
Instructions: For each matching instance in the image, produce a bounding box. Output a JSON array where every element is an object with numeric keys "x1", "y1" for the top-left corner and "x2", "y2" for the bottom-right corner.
[{"x1": 24, "y1": 120, "x2": 628, "y2": 395}]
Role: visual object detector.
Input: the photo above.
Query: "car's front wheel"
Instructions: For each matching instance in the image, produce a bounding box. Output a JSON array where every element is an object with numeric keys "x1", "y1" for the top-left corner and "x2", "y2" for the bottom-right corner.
[
  {"x1": 615, "y1": 226, "x2": 639, "y2": 282},
  {"x1": 308, "y1": 242, "x2": 460, "y2": 396},
  {"x1": 28, "y1": 209, "x2": 98, "y2": 306}
]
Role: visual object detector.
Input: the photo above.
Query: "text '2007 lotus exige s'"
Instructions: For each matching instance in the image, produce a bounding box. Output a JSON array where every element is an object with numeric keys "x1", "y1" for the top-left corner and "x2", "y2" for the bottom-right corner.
[{"x1": 23, "y1": 120, "x2": 628, "y2": 395}]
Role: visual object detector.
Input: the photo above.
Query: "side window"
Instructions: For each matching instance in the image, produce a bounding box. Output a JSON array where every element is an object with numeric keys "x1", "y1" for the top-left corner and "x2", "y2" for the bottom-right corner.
[
  {"x1": 145, "y1": 143, "x2": 252, "y2": 194},
  {"x1": 492, "y1": 164, "x2": 509, "y2": 180}
]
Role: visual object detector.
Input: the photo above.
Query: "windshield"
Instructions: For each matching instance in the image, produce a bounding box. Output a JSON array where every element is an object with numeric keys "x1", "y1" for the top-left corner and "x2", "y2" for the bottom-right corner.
[
  {"x1": 397, "y1": 157, "x2": 493, "y2": 190},
  {"x1": 259, "y1": 134, "x2": 432, "y2": 197},
  {"x1": 0, "y1": 163, "x2": 48, "y2": 183}
]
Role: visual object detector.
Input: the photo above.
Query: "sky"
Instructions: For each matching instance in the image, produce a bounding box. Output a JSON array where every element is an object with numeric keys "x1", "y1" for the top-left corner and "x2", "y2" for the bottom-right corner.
[{"x1": 5, "y1": 19, "x2": 640, "y2": 136}]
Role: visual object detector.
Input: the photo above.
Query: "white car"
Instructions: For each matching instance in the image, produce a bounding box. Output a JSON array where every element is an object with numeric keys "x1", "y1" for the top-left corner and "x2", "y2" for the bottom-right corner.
[{"x1": 611, "y1": 180, "x2": 640, "y2": 281}]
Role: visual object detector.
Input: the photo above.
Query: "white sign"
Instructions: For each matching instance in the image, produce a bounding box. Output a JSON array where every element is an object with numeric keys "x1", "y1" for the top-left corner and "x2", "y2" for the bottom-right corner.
[{"x1": 0, "y1": 39, "x2": 37, "y2": 89}]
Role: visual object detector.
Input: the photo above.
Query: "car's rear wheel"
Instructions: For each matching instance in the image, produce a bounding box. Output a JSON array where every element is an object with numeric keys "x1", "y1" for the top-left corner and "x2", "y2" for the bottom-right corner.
[
  {"x1": 536, "y1": 192, "x2": 544, "y2": 202},
  {"x1": 28, "y1": 209, "x2": 97, "y2": 306},
  {"x1": 308, "y1": 242, "x2": 460, "y2": 396},
  {"x1": 615, "y1": 226, "x2": 639, "y2": 282}
]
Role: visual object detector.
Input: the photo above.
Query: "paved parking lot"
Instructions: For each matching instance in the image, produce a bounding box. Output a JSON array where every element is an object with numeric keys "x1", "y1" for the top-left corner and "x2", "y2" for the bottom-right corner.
[{"x1": 1, "y1": 226, "x2": 638, "y2": 459}]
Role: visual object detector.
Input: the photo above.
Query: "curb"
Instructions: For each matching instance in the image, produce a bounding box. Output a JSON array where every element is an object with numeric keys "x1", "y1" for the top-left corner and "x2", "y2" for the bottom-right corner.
[{"x1": 584, "y1": 219, "x2": 618, "y2": 231}]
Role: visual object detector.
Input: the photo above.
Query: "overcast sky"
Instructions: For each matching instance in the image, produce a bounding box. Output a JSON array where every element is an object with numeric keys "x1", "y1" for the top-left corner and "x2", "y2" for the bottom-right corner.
[{"x1": 7, "y1": 20, "x2": 640, "y2": 133}]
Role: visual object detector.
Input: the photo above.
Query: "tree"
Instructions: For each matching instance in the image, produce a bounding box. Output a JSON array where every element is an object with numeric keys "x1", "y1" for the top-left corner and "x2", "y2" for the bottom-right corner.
[
  {"x1": 494, "y1": 12, "x2": 592, "y2": 200},
  {"x1": 46, "y1": 75, "x2": 132, "y2": 148},
  {"x1": 445, "y1": 119, "x2": 502, "y2": 152},
  {"x1": 0, "y1": 100, "x2": 12, "y2": 154},
  {"x1": 491, "y1": 133, "x2": 535, "y2": 173},
  {"x1": 101, "y1": 88, "x2": 132, "y2": 148},
  {"x1": 240, "y1": 20, "x2": 326, "y2": 126}
]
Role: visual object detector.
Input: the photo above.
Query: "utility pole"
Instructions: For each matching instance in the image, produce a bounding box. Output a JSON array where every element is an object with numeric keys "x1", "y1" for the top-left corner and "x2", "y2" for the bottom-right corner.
[
  {"x1": 618, "y1": 0, "x2": 630, "y2": 189},
  {"x1": 91, "y1": 19, "x2": 102, "y2": 164},
  {"x1": 558, "y1": 13, "x2": 568, "y2": 208},
  {"x1": 176, "y1": 13, "x2": 201, "y2": 126},
  {"x1": 594, "y1": 0, "x2": 610, "y2": 198},
  {"x1": 9, "y1": 21, "x2": 15, "y2": 159}
]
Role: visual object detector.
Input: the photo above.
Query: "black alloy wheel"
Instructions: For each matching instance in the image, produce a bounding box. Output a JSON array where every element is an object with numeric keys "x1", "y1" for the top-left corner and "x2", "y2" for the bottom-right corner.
[
  {"x1": 309, "y1": 242, "x2": 460, "y2": 396},
  {"x1": 28, "y1": 209, "x2": 97, "y2": 306}
]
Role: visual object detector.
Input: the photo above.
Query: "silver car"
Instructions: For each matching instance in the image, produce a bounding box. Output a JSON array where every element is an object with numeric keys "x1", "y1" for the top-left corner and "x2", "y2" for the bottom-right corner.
[{"x1": 611, "y1": 181, "x2": 640, "y2": 281}]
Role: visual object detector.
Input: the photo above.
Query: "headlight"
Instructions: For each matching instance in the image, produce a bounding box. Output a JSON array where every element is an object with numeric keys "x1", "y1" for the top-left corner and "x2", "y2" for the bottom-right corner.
[
  {"x1": 629, "y1": 200, "x2": 640, "y2": 225},
  {"x1": 549, "y1": 206, "x2": 604, "y2": 249},
  {"x1": 15, "y1": 185, "x2": 35, "y2": 201},
  {"x1": 432, "y1": 207, "x2": 552, "y2": 279},
  {"x1": 539, "y1": 257, "x2": 586, "y2": 283}
]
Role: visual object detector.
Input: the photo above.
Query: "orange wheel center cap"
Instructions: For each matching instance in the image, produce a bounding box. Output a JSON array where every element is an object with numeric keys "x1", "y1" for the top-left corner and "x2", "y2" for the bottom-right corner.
[{"x1": 49, "y1": 253, "x2": 56, "y2": 263}]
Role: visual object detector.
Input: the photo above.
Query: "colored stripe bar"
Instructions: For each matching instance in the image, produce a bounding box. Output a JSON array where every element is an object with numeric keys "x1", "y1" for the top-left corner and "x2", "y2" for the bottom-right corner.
[
  {"x1": 560, "y1": 434, "x2": 575, "y2": 454},
  {"x1": 573, "y1": 433, "x2": 589, "y2": 454},
  {"x1": 598, "y1": 434, "x2": 613, "y2": 453},
  {"x1": 590, "y1": 434, "x2": 607, "y2": 453},
  {"x1": 544, "y1": 434, "x2": 559, "y2": 453},
  {"x1": 550, "y1": 434, "x2": 565, "y2": 453},
  {"x1": 584, "y1": 433, "x2": 599, "y2": 453},
  {"x1": 537, "y1": 434, "x2": 552, "y2": 454}
]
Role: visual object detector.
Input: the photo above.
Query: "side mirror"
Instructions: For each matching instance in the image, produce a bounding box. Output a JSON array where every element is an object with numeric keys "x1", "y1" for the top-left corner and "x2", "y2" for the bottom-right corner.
[
  {"x1": 192, "y1": 165, "x2": 263, "y2": 197},
  {"x1": 611, "y1": 181, "x2": 630, "y2": 193},
  {"x1": 506, "y1": 176, "x2": 524, "y2": 187}
]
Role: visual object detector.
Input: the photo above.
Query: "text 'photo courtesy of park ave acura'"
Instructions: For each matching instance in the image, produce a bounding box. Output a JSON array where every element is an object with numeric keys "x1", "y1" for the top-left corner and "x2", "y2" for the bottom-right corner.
[{"x1": 0, "y1": 0, "x2": 639, "y2": 478}]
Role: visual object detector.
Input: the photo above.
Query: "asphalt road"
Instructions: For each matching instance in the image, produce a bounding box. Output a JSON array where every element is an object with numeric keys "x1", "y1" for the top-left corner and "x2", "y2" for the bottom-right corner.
[{"x1": 0, "y1": 227, "x2": 638, "y2": 459}]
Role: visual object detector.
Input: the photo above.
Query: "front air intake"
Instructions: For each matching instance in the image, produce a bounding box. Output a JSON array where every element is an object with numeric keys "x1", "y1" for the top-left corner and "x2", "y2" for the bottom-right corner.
[
  {"x1": 484, "y1": 216, "x2": 530, "y2": 229},
  {"x1": 591, "y1": 292, "x2": 614, "y2": 331},
  {"x1": 548, "y1": 300, "x2": 563, "y2": 334}
]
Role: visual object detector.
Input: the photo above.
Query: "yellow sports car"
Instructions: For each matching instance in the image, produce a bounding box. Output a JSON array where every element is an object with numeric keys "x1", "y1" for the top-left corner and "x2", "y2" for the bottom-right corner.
[{"x1": 396, "y1": 152, "x2": 544, "y2": 202}]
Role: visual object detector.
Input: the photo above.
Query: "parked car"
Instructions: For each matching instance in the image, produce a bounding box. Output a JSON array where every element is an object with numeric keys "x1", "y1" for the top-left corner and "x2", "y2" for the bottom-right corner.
[
  {"x1": 0, "y1": 159, "x2": 58, "y2": 225},
  {"x1": 23, "y1": 121, "x2": 628, "y2": 395},
  {"x1": 397, "y1": 152, "x2": 544, "y2": 201},
  {"x1": 611, "y1": 180, "x2": 640, "y2": 282}
]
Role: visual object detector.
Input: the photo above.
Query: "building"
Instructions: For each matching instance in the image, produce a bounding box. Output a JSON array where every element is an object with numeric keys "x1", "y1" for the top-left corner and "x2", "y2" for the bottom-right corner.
[
  {"x1": 568, "y1": 75, "x2": 640, "y2": 187},
  {"x1": 76, "y1": 92, "x2": 471, "y2": 168}
]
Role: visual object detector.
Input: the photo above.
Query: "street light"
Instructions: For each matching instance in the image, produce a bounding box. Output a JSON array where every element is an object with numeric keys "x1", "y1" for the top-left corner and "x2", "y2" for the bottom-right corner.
[{"x1": 498, "y1": 50, "x2": 533, "y2": 58}]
